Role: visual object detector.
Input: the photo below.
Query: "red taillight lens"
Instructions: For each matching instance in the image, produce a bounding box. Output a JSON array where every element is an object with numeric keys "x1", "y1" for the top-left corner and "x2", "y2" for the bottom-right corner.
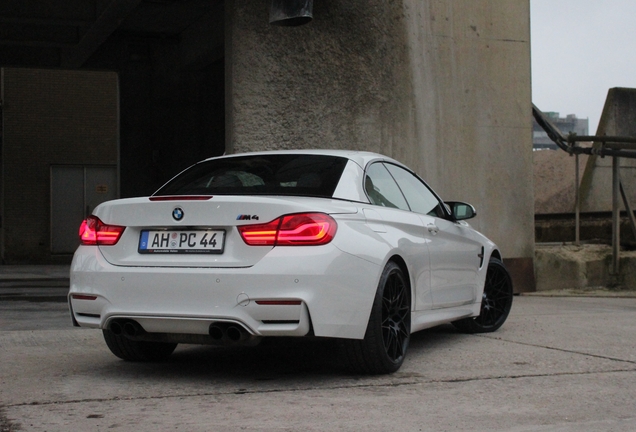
[
  {"x1": 277, "y1": 213, "x2": 336, "y2": 245},
  {"x1": 237, "y1": 219, "x2": 280, "y2": 246},
  {"x1": 238, "y1": 213, "x2": 337, "y2": 246},
  {"x1": 79, "y1": 216, "x2": 125, "y2": 246}
]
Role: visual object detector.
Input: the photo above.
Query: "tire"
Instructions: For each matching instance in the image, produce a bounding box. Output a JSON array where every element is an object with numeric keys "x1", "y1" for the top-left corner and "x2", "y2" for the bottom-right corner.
[
  {"x1": 103, "y1": 329, "x2": 177, "y2": 362},
  {"x1": 341, "y1": 261, "x2": 411, "y2": 374},
  {"x1": 452, "y1": 257, "x2": 513, "y2": 334}
]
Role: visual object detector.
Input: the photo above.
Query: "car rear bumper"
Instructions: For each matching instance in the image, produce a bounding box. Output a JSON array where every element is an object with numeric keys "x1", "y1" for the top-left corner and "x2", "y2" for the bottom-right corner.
[{"x1": 69, "y1": 244, "x2": 381, "y2": 340}]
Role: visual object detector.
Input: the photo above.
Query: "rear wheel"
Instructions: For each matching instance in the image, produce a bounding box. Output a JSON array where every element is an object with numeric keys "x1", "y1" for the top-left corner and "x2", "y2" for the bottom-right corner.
[
  {"x1": 452, "y1": 257, "x2": 513, "y2": 334},
  {"x1": 103, "y1": 329, "x2": 177, "y2": 362},
  {"x1": 341, "y1": 261, "x2": 411, "y2": 374}
]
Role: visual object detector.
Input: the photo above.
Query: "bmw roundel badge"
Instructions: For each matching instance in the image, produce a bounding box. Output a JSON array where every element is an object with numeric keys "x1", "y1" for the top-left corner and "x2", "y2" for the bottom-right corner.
[{"x1": 172, "y1": 207, "x2": 184, "y2": 221}]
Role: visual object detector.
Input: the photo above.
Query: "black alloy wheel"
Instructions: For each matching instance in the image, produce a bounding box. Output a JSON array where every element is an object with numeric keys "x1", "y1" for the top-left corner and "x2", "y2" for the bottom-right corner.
[
  {"x1": 381, "y1": 263, "x2": 411, "y2": 362},
  {"x1": 341, "y1": 261, "x2": 411, "y2": 374},
  {"x1": 452, "y1": 257, "x2": 513, "y2": 334}
]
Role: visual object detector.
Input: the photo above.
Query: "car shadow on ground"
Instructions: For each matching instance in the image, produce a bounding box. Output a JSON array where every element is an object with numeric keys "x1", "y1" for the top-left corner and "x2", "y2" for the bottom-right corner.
[{"x1": 94, "y1": 324, "x2": 467, "y2": 382}]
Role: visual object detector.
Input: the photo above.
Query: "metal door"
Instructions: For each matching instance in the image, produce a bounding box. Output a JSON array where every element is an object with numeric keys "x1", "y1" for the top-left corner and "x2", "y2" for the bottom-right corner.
[{"x1": 51, "y1": 165, "x2": 117, "y2": 254}]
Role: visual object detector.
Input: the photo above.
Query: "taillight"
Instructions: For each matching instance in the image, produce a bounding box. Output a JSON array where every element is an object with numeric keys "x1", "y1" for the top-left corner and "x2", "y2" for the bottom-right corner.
[
  {"x1": 277, "y1": 213, "x2": 336, "y2": 245},
  {"x1": 79, "y1": 216, "x2": 125, "y2": 246},
  {"x1": 238, "y1": 213, "x2": 337, "y2": 246},
  {"x1": 238, "y1": 219, "x2": 280, "y2": 245}
]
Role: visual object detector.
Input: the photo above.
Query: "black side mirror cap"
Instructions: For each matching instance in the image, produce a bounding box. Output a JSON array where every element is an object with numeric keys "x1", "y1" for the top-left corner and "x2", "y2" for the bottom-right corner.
[{"x1": 445, "y1": 201, "x2": 477, "y2": 221}]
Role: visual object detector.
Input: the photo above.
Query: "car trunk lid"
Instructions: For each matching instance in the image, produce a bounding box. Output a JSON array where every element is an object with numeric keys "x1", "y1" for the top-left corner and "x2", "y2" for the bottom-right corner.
[{"x1": 93, "y1": 196, "x2": 358, "y2": 268}]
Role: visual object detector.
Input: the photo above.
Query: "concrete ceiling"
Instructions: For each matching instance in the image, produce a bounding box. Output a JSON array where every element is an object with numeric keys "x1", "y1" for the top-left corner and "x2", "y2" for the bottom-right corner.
[{"x1": 0, "y1": 0, "x2": 224, "y2": 69}]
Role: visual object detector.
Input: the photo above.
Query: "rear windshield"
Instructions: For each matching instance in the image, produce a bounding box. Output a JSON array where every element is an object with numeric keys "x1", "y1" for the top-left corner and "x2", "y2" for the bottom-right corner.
[{"x1": 153, "y1": 154, "x2": 348, "y2": 198}]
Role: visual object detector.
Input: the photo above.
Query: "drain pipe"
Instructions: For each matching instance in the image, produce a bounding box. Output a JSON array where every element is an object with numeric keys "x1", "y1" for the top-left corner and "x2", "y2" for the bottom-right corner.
[{"x1": 269, "y1": 0, "x2": 313, "y2": 26}]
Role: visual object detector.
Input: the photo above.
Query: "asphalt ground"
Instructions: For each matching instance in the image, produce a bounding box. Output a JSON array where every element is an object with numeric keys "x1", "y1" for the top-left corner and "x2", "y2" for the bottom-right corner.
[
  {"x1": 0, "y1": 266, "x2": 70, "y2": 302},
  {"x1": 1, "y1": 289, "x2": 635, "y2": 431}
]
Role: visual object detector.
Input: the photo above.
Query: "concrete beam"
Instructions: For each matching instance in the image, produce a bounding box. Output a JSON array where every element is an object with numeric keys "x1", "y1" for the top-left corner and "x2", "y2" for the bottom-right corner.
[
  {"x1": 61, "y1": 0, "x2": 142, "y2": 68},
  {"x1": 0, "y1": 0, "x2": 97, "y2": 22}
]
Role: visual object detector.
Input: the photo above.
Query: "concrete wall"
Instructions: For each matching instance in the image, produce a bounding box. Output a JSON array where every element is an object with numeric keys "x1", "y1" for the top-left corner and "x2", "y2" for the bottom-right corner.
[
  {"x1": 534, "y1": 149, "x2": 584, "y2": 215},
  {"x1": 0, "y1": 68, "x2": 118, "y2": 263},
  {"x1": 226, "y1": 0, "x2": 534, "y2": 283}
]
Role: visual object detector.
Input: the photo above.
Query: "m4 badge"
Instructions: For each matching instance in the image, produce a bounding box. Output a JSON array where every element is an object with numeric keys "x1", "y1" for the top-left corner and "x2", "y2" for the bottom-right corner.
[{"x1": 236, "y1": 214, "x2": 260, "y2": 221}]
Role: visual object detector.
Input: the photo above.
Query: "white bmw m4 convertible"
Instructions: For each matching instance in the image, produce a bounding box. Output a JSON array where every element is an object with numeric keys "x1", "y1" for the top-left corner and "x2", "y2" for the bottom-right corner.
[{"x1": 69, "y1": 150, "x2": 513, "y2": 374}]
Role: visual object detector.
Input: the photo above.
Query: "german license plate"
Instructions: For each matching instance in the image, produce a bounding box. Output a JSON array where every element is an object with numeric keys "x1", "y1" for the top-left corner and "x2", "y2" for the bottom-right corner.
[{"x1": 138, "y1": 230, "x2": 225, "y2": 254}]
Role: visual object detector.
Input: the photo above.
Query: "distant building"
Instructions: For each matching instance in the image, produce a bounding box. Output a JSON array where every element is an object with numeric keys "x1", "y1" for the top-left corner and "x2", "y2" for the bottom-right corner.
[{"x1": 533, "y1": 112, "x2": 589, "y2": 150}]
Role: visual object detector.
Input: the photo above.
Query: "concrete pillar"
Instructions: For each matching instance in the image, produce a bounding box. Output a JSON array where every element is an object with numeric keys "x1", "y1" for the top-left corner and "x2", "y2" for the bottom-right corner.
[{"x1": 226, "y1": 0, "x2": 534, "y2": 290}]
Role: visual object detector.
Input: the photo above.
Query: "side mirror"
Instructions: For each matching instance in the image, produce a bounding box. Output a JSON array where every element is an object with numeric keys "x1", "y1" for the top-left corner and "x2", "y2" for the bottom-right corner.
[{"x1": 445, "y1": 201, "x2": 477, "y2": 221}]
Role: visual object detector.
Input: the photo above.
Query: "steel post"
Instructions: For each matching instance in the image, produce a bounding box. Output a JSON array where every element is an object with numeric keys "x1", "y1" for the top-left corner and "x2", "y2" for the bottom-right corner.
[
  {"x1": 575, "y1": 153, "x2": 580, "y2": 245},
  {"x1": 612, "y1": 156, "x2": 620, "y2": 275}
]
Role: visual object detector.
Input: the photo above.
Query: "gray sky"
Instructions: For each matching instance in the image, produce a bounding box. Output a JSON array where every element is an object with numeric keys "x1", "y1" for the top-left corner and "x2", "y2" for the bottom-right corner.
[{"x1": 531, "y1": 0, "x2": 636, "y2": 133}]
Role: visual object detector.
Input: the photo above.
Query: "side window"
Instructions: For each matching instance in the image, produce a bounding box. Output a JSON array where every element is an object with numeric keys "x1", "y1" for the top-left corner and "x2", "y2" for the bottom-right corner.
[
  {"x1": 364, "y1": 163, "x2": 409, "y2": 210},
  {"x1": 384, "y1": 163, "x2": 444, "y2": 216}
]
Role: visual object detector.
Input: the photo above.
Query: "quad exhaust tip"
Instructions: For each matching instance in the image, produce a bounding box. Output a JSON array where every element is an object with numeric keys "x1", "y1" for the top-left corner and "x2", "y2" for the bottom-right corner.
[
  {"x1": 123, "y1": 321, "x2": 143, "y2": 337},
  {"x1": 110, "y1": 320, "x2": 123, "y2": 335},
  {"x1": 109, "y1": 319, "x2": 144, "y2": 337},
  {"x1": 108, "y1": 319, "x2": 254, "y2": 345},
  {"x1": 209, "y1": 323, "x2": 250, "y2": 343}
]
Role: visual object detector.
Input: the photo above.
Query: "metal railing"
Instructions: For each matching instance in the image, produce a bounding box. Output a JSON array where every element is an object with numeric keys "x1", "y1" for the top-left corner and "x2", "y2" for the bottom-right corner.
[{"x1": 533, "y1": 104, "x2": 636, "y2": 275}]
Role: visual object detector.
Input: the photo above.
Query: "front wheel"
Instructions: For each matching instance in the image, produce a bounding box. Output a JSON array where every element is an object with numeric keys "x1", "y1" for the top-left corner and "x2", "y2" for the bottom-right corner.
[
  {"x1": 341, "y1": 261, "x2": 411, "y2": 374},
  {"x1": 452, "y1": 257, "x2": 513, "y2": 334}
]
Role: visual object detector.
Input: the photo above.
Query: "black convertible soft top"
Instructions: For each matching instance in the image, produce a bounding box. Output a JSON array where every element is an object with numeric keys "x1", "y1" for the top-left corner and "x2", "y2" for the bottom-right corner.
[{"x1": 153, "y1": 154, "x2": 348, "y2": 199}]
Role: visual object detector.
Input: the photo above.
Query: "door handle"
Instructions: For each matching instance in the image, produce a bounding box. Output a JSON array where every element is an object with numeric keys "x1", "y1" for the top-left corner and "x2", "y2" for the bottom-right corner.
[{"x1": 427, "y1": 224, "x2": 439, "y2": 235}]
